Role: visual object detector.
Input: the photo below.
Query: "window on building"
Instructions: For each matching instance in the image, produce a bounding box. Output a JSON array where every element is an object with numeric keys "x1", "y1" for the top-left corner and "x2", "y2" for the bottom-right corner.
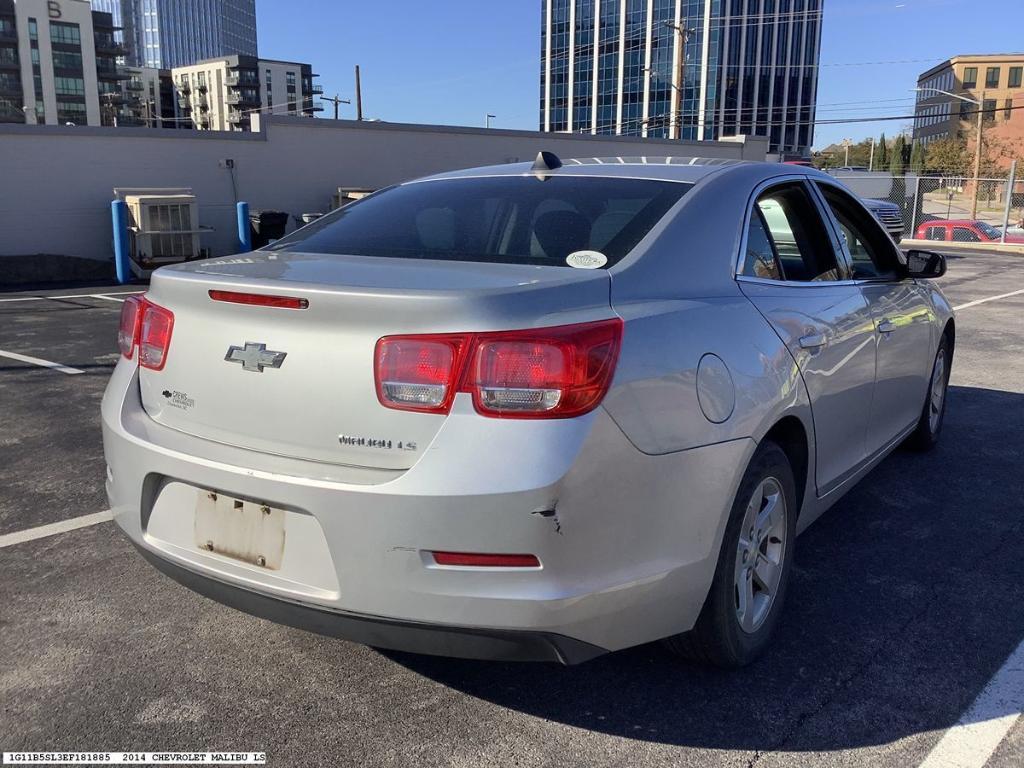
[
  {"x1": 54, "y1": 77, "x2": 85, "y2": 96},
  {"x1": 962, "y1": 67, "x2": 977, "y2": 87},
  {"x1": 52, "y1": 51, "x2": 83, "y2": 71},
  {"x1": 50, "y1": 22, "x2": 82, "y2": 46},
  {"x1": 27, "y1": 19, "x2": 37, "y2": 39},
  {"x1": 1005, "y1": 99, "x2": 1014, "y2": 120},
  {"x1": 985, "y1": 67, "x2": 1000, "y2": 88},
  {"x1": 1010, "y1": 67, "x2": 1023, "y2": 88},
  {"x1": 286, "y1": 71, "x2": 296, "y2": 92},
  {"x1": 56, "y1": 101, "x2": 86, "y2": 124},
  {"x1": 983, "y1": 98, "x2": 997, "y2": 121}
]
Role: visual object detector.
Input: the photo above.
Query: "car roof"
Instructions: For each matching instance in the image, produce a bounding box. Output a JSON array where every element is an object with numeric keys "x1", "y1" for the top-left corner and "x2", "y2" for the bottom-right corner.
[{"x1": 410, "y1": 156, "x2": 835, "y2": 186}]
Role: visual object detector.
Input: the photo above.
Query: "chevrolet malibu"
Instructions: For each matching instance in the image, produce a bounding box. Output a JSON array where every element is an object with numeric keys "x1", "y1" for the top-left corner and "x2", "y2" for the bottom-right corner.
[{"x1": 102, "y1": 155, "x2": 954, "y2": 666}]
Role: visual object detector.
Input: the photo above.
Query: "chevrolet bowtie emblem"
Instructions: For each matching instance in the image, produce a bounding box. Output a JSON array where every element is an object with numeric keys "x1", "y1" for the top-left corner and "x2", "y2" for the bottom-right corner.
[{"x1": 224, "y1": 342, "x2": 287, "y2": 373}]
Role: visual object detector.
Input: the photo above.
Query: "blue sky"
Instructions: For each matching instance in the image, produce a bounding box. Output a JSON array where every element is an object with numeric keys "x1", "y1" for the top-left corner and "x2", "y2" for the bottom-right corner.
[{"x1": 257, "y1": 0, "x2": 1024, "y2": 151}]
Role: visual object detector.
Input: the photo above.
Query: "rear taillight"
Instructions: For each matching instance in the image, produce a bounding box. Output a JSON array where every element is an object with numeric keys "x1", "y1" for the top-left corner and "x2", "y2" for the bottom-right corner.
[
  {"x1": 118, "y1": 295, "x2": 143, "y2": 359},
  {"x1": 138, "y1": 300, "x2": 174, "y2": 370},
  {"x1": 374, "y1": 318, "x2": 623, "y2": 419}
]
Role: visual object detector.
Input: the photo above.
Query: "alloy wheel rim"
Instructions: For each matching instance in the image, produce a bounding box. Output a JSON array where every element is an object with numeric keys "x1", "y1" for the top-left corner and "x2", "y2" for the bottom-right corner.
[
  {"x1": 734, "y1": 476, "x2": 787, "y2": 634},
  {"x1": 929, "y1": 350, "x2": 946, "y2": 433}
]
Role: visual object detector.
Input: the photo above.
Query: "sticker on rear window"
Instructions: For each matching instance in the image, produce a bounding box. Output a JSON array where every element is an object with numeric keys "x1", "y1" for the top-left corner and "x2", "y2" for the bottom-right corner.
[{"x1": 566, "y1": 250, "x2": 608, "y2": 269}]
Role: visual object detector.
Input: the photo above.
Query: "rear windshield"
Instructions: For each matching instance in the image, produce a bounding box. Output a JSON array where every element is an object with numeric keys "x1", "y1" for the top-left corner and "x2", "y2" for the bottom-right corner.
[{"x1": 266, "y1": 176, "x2": 691, "y2": 268}]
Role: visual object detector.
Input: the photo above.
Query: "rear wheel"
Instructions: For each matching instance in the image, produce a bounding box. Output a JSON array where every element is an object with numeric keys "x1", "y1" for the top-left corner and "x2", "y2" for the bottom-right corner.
[
  {"x1": 664, "y1": 441, "x2": 797, "y2": 667},
  {"x1": 908, "y1": 335, "x2": 951, "y2": 451}
]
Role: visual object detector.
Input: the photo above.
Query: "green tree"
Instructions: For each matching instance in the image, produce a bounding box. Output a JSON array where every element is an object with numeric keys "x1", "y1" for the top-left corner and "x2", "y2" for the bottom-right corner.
[
  {"x1": 876, "y1": 133, "x2": 889, "y2": 169},
  {"x1": 924, "y1": 137, "x2": 971, "y2": 175},
  {"x1": 890, "y1": 134, "x2": 907, "y2": 175},
  {"x1": 909, "y1": 140, "x2": 926, "y2": 172}
]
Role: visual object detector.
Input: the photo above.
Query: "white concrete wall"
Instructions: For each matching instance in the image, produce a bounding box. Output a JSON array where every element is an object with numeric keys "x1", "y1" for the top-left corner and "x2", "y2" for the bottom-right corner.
[{"x1": 0, "y1": 116, "x2": 769, "y2": 265}]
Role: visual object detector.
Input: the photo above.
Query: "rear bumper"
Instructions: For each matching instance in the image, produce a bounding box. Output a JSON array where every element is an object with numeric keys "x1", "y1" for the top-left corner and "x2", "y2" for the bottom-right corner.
[
  {"x1": 135, "y1": 541, "x2": 605, "y2": 664},
  {"x1": 103, "y1": 359, "x2": 753, "y2": 658}
]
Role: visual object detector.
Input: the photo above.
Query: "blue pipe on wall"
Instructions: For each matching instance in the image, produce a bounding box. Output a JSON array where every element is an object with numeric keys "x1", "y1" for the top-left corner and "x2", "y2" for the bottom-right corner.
[
  {"x1": 237, "y1": 201, "x2": 251, "y2": 252},
  {"x1": 111, "y1": 200, "x2": 130, "y2": 285}
]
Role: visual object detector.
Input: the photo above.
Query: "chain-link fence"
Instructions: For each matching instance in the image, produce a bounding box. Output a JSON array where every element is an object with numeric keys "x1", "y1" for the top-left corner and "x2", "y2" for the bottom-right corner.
[{"x1": 830, "y1": 169, "x2": 1024, "y2": 244}]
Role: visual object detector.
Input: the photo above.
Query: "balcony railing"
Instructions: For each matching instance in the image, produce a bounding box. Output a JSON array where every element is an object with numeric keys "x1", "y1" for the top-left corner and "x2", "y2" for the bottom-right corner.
[
  {"x1": 225, "y1": 73, "x2": 240, "y2": 86},
  {"x1": 311, "y1": 84, "x2": 324, "y2": 95},
  {"x1": 227, "y1": 109, "x2": 242, "y2": 123},
  {"x1": 177, "y1": 96, "x2": 191, "y2": 110},
  {"x1": 126, "y1": 79, "x2": 145, "y2": 91},
  {"x1": 225, "y1": 91, "x2": 240, "y2": 105},
  {"x1": 176, "y1": 81, "x2": 190, "y2": 94}
]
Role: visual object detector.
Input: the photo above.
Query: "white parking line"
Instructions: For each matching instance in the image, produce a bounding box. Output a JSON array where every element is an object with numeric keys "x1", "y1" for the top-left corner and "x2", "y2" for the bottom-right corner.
[
  {"x1": 90, "y1": 294, "x2": 126, "y2": 303},
  {"x1": 0, "y1": 510, "x2": 113, "y2": 549},
  {"x1": 954, "y1": 288, "x2": 1024, "y2": 311},
  {"x1": 0, "y1": 349, "x2": 84, "y2": 375},
  {"x1": 917, "y1": 636, "x2": 1024, "y2": 768},
  {"x1": 0, "y1": 290, "x2": 144, "y2": 304}
]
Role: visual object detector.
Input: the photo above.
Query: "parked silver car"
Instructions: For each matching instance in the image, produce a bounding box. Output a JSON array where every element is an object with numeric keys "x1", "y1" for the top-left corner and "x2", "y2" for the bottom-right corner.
[{"x1": 102, "y1": 155, "x2": 954, "y2": 667}]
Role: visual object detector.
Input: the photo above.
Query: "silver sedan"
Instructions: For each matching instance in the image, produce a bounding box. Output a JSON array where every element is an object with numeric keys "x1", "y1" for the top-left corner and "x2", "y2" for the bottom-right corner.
[{"x1": 102, "y1": 155, "x2": 953, "y2": 666}]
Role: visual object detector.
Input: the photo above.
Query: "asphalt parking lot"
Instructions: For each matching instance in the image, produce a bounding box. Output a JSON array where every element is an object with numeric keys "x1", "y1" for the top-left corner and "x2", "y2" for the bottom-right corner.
[{"x1": 1, "y1": 253, "x2": 1023, "y2": 768}]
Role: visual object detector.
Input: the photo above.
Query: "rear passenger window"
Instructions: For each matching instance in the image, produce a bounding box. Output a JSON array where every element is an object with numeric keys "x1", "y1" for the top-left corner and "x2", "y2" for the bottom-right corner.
[
  {"x1": 741, "y1": 183, "x2": 842, "y2": 282},
  {"x1": 926, "y1": 226, "x2": 946, "y2": 242}
]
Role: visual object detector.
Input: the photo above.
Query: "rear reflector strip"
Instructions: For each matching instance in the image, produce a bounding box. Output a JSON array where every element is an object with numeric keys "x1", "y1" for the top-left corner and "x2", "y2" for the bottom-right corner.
[
  {"x1": 208, "y1": 290, "x2": 309, "y2": 309},
  {"x1": 431, "y1": 551, "x2": 541, "y2": 568}
]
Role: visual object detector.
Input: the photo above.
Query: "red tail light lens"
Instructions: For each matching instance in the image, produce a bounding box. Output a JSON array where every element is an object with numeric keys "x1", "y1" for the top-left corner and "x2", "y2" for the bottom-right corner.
[
  {"x1": 118, "y1": 295, "x2": 144, "y2": 359},
  {"x1": 208, "y1": 290, "x2": 309, "y2": 309},
  {"x1": 374, "y1": 336, "x2": 468, "y2": 413},
  {"x1": 374, "y1": 318, "x2": 623, "y2": 419},
  {"x1": 138, "y1": 300, "x2": 174, "y2": 370},
  {"x1": 431, "y1": 551, "x2": 541, "y2": 568}
]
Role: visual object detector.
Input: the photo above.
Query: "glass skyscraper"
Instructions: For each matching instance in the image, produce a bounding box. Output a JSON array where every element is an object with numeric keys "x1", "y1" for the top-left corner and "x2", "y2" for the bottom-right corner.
[
  {"x1": 90, "y1": 0, "x2": 258, "y2": 69},
  {"x1": 540, "y1": 0, "x2": 823, "y2": 157}
]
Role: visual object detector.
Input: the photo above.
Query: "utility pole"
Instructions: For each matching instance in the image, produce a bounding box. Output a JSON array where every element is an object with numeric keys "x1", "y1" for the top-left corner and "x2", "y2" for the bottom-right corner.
[
  {"x1": 868, "y1": 136, "x2": 875, "y2": 171},
  {"x1": 322, "y1": 93, "x2": 350, "y2": 120},
  {"x1": 355, "y1": 65, "x2": 363, "y2": 121},
  {"x1": 485, "y1": 113, "x2": 495, "y2": 128},
  {"x1": 970, "y1": 89, "x2": 986, "y2": 220},
  {"x1": 664, "y1": 20, "x2": 692, "y2": 140},
  {"x1": 842, "y1": 138, "x2": 853, "y2": 166}
]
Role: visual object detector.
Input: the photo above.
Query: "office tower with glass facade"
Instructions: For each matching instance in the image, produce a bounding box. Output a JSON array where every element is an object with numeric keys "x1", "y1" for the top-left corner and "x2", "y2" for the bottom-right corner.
[
  {"x1": 540, "y1": 0, "x2": 823, "y2": 157},
  {"x1": 90, "y1": 0, "x2": 257, "y2": 69}
]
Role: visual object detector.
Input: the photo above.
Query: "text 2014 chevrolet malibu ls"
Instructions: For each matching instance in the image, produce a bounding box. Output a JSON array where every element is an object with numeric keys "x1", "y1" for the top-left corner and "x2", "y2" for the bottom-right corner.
[{"x1": 102, "y1": 156, "x2": 954, "y2": 666}]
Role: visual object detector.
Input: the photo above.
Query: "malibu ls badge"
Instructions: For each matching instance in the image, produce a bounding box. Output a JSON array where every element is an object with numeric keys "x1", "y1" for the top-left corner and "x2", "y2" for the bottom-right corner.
[{"x1": 225, "y1": 342, "x2": 287, "y2": 373}]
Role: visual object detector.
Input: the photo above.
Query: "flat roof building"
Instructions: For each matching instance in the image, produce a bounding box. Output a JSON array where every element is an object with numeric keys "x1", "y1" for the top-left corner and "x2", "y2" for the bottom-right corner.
[
  {"x1": 914, "y1": 53, "x2": 1024, "y2": 146},
  {"x1": 539, "y1": 0, "x2": 823, "y2": 157},
  {"x1": 173, "y1": 54, "x2": 319, "y2": 132}
]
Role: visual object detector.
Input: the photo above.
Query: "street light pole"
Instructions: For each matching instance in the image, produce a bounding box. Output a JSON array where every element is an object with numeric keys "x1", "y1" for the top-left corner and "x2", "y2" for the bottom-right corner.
[
  {"x1": 664, "y1": 20, "x2": 692, "y2": 140},
  {"x1": 485, "y1": 113, "x2": 495, "y2": 128},
  {"x1": 971, "y1": 89, "x2": 986, "y2": 219}
]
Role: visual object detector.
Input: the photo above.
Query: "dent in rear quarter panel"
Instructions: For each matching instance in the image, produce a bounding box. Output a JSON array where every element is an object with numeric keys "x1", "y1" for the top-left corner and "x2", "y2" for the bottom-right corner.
[{"x1": 602, "y1": 297, "x2": 813, "y2": 454}]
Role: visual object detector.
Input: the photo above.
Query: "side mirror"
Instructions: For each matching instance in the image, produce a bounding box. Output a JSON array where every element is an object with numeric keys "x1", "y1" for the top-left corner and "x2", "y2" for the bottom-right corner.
[{"x1": 905, "y1": 249, "x2": 946, "y2": 279}]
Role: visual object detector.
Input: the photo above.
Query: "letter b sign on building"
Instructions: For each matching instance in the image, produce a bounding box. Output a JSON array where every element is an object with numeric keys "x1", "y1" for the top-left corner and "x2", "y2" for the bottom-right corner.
[{"x1": 47, "y1": 1, "x2": 62, "y2": 19}]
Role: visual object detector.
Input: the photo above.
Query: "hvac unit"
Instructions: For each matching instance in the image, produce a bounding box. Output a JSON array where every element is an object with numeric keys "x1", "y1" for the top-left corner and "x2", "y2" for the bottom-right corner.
[{"x1": 114, "y1": 187, "x2": 209, "y2": 277}]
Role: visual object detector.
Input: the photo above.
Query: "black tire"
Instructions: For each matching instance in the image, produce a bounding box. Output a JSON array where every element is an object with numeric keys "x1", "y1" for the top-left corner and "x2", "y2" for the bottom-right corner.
[
  {"x1": 663, "y1": 441, "x2": 798, "y2": 667},
  {"x1": 907, "y1": 334, "x2": 951, "y2": 452}
]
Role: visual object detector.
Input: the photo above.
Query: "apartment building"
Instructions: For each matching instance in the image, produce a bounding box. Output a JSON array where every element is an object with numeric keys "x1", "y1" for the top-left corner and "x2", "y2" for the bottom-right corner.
[
  {"x1": 173, "y1": 54, "x2": 320, "y2": 132},
  {"x1": 913, "y1": 54, "x2": 1024, "y2": 146},
  {"x1": 539, "y1": 0, "x2": 824, "y2": 157}
]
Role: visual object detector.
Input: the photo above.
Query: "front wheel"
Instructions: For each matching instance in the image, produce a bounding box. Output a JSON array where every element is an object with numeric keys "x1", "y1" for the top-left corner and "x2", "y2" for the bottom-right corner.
[
  {"x1": 663, "y1": 441, "x2": 797, "y2": 667},
  {"x1": 908, "y1": 335, "x2": 951, "y2": 451}
]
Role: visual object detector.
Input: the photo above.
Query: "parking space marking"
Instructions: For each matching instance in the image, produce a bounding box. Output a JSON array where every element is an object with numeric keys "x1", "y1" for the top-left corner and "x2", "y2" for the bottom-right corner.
[
  {"x1": 954, "y1": 288, "x2": 1024, "y2": 311},
  {"x1": 0, "y1": 349, "x2": 85, "y2": 375},
  {"x1": 0, "y1": 510, "x2": 113, "y2": 549},
  {"x1": 89, "y1": 294, "x2": 126, "y2": 303},
  {"x1": 917, "y1": 636, "x2": 1024, "y2": 768},
  {"x1": 0, "y1": 290, "x2": 144, "y2": 303}
]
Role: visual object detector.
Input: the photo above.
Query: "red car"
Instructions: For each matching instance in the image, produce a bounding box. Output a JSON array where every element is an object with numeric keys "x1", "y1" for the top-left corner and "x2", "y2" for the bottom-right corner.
[{"x1": 915, "y1": 219, "x2": 1024, "y2": 244}]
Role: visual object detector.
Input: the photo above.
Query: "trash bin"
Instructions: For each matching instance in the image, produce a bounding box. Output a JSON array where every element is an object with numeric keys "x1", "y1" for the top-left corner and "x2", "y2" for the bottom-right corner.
[{"x1": 249, "y1": 210, "x2": 290, "y2": 248}]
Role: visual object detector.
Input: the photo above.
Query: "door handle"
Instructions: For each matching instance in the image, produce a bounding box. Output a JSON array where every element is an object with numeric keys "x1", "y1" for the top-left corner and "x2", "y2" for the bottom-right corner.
[
  {"x1": 877, "y1": 319, "x2": 896, "y2": 334},
  {"x1": 799, "y1": 333, "x2": 827, "y2": 350}
]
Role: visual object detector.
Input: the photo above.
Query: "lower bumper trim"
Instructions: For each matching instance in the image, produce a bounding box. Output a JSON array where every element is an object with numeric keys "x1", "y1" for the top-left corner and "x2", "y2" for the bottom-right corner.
[{"x1": 135, "y1": 544, "x2": 608, "y2": 665}]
